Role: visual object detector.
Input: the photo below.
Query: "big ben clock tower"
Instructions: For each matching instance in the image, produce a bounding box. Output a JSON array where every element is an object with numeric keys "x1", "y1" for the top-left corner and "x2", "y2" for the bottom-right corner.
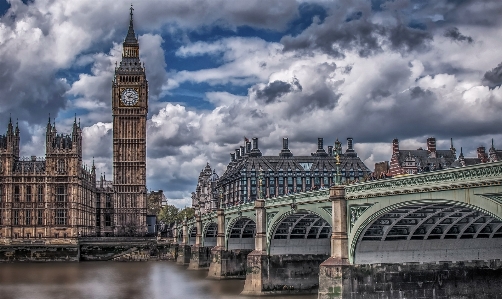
[{"x1": 112, "y1": 6, "x2": 148, "y2": 235}]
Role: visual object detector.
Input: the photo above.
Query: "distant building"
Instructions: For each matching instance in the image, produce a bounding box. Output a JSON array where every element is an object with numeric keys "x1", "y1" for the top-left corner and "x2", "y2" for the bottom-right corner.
[
  {"x1": 0, "y1": 118, "x2": 97, "y2": 240},
  {"x1": 192, "y1": 163, "x2": 219, "y2": 214},
  {"x1": 451, "y1": 139, "x2": 502, "y2": 167},
  {"x1": 388, "y1": 137, "x2": 457, "y2": 176},
  {"x1": 203, "y1": 137, "x2": 371, "y2": 211},
  {"x1": 374, "y1": 161, "x2": 390, "y2": 178}
]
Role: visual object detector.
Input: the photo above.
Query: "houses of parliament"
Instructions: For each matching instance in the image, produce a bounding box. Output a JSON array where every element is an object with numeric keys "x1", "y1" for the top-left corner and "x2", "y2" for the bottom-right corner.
[{"x1": 0, "y1": 9, "x2": 148, "y2": 241}]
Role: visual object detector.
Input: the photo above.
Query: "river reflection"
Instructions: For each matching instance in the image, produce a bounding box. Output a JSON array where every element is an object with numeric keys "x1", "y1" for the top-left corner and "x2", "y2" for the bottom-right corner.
[{"x1": 0, "y1": 262, "x2": 317, "y2": 299}]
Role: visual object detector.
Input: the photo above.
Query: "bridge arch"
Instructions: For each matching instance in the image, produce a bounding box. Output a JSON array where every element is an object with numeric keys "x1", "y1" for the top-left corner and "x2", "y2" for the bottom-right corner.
[
  {"x1": 267, "y1": 208, "x2": 332, "y2": 255},
  {"x1": 225, "y1": 216, "x2": 256, "y2": 250},
  {"x1": 202, "y1": 221, "x2": 217, "y2": 247},
  {"x1": 350, "y1": 199, "x2": 502, "y2": 264}
]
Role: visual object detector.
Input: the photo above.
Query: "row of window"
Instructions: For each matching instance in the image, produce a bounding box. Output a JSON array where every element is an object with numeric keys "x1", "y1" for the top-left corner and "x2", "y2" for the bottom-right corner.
[
  {"x1": 0, "y1": 185, "x2": 67, "y2": 202},
  {"x1": 11, "y1": 209, "x2": 65, "y2": 226},
  {"x1": 11, "y1": 232, "x2": 69, "y2": 239}
]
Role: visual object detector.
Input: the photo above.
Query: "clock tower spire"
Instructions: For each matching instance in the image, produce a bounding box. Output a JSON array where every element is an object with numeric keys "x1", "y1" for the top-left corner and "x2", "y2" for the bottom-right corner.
[{"x1": 112, "y1": 5, "x2": 148, "y2": 236}]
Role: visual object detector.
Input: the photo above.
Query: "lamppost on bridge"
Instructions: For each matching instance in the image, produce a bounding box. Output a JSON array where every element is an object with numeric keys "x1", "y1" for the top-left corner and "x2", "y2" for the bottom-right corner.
[{"x1": 334, "y1": 151, "x2": 342, "y2": 186}]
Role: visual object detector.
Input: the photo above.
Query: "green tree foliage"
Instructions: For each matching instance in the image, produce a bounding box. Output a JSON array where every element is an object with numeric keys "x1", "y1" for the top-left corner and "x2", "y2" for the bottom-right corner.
[
  {"x1": 157, "y1": 205, "x2": 195, "y2": 225},
  {"x1": 157, "y1": 204, "x2": 179, "y2": 224}
]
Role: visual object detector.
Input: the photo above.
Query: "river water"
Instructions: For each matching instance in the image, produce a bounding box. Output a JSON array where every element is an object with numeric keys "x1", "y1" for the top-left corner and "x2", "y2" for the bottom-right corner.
[{"x1": 0, "y1": 262, "x2": 317, "y2": 299}]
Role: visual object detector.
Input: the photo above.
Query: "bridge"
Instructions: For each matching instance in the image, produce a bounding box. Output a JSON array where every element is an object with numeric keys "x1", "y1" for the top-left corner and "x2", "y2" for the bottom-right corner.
[{"x1": 169, "y1": 161, "x2": 502, "y2": 298}]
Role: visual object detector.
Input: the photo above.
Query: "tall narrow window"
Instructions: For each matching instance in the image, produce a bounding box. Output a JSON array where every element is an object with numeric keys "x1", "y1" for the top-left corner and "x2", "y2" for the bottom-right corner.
[
  {"x1": 38, "y1": 185, "x2": 44, "y2": 202},
  {"x1": 106, "y1": 194, "x2": 111, "y2": 208},
  {"x1": 13, "y1": 210, "x2": 19, "y2": 225},
  {"x1": 56, "y1": 185, "x2": 66, "y2": 202},
  {"x1": 26, "y1": 186, "x2": 32, "y2": 202},
  {"x1": 25, "y1": 210, "x2": 31, "y2": 225},
  {"x1": 0, "y1": 185, "x2": 3, "y2": 202},
  {"x1": 105, "y1": 214, "x2": 111, "y2": 226},
  {"x1": 37, "y1": 210, "x2": 43, "y2": 225},
  {"x1": 55, "y1": 209, "x2": 67, "y2": 225},
  {"x1": 14, "y1": 186, "x2": 20, "y2": 202}
]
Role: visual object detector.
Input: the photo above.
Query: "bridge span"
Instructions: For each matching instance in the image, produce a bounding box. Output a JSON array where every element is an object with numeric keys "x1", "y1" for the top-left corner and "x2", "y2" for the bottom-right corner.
[{"x1": 169, "y1": 161, "x2": 502, "y2": 298}]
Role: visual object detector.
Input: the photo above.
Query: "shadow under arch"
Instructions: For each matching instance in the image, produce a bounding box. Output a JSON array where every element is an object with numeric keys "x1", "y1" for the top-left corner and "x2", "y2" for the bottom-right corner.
[
  {"x1": 350, "y1": 199, "x2": 502, "y2": 264},
  {"x1": 202, "y1": 221, "x2": 217, "y2": 247},
  {"x1": 225, "y1": 216, "x2": 256, "y2": 250},
  {"x1": 267, "y1": 209, "x2": 332, "y2": 255}
]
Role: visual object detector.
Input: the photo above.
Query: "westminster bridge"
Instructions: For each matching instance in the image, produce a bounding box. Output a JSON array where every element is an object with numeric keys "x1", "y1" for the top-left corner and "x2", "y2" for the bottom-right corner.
[{"x1": 170, "y1": 161, "x2": 502, "y2": 298}]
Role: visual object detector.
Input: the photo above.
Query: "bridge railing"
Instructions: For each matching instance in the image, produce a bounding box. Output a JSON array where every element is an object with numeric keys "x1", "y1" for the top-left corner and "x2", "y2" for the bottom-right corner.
[{"x1": 346, "y1": 161, "x2": 502, "y2": 199}]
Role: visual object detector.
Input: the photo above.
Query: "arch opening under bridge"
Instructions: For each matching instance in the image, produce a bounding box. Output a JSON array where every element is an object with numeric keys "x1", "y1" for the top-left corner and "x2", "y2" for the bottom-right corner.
[
  {"x1": 269, "y1": 210, "x2": 331, "y2": 255},
  {"x1": 352, "y1": 200, "x2": 502, "y2": 264},
  {"x1": 226, "y1": 217, "x2": 255, "y2": 250}
]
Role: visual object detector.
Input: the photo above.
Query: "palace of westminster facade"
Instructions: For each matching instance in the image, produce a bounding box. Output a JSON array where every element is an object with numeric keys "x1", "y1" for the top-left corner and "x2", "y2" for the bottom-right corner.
[{"x1": 0, "y1": 9, "x2": 148, "y2": 240}]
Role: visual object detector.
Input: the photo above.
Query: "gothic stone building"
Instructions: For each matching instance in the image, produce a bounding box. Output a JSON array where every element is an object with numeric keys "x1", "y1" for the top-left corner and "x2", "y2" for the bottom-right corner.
[
  {"x1": 0, "y1": 119, "x2": 96, "y2": 240},
  {"x1": 0, "y1": 8, "x2": 148, "y2": 240},
  {"x1": 193, "y1": 137, "x2": 371, "y2": 214}
]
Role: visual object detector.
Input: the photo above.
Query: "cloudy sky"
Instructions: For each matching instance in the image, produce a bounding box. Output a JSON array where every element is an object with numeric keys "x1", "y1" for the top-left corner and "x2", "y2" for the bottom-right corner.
[{"x1": 0, "y1": 0, "x2": 502, "y2": 207}]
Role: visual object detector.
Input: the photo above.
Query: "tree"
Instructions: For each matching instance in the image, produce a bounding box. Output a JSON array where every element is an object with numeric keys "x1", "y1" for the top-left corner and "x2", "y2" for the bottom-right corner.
[
  {"x1": 157, "y1": 204, "x2": 179, "y2": 224},
  {"x1": 176, "y1": 207, "x2": 195, "y2": 223},
  {"x1": 157, "y1": 205, "x2": 195, "y2": 225}
]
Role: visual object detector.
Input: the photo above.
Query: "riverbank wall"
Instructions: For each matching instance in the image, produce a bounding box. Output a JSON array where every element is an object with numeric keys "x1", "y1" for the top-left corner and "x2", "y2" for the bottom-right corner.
[{"x1": 0, "y1": 238, "x2": 176, "y2": 262}]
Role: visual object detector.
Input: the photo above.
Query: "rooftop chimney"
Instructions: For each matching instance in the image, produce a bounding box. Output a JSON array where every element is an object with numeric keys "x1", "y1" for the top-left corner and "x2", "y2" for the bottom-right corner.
[
  {"x1": 328, "y1": 146, "x2": 333, "y2": 156},
  {"x1": 347, "y1": 137, "x2": 353, "y2": 151},
  {"x1": 427, "y1": 137, "x2": 436, "y2": 153},
  {"x1": 249, "y1": 137, "x2": 262, "y2": 157},
  {"x1": 235, "y1": 148, "x2": 241, "y2": 160},
  {"x1": 279, "y1": 137, "x2": 293, "y2": 157},
  {"x1": 252, "y1": 137, "x2": 258, "y2": 150},
  {"x1": 315, "y1": 137, "x2": 328, "y2": 156},
  {"x1": 230, "y1": 153, "x2": 235, "y2": 162},
  {"x1": 392, "y1": 138, "x2": 399, "y2": 154},
  {"x1": 345, "y1": 137, "x2": 357, "y2": 156},
  {"x1": 283, "y1": 137, "x2": 289, "y2": 150},
  {"x1": 246, "y1": 141, "x2": 251, "y2": 154},
  {"x1": 240, "y1": 146, "x2": 245, "y2": 157}
]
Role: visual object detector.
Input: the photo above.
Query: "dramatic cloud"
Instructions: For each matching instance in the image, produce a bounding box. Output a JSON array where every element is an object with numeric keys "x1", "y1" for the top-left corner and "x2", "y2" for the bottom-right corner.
[
  {"x1": 444, "y1": 27, "x2": 473, "y2": 43},
  {"x1": 2, "y1": 0, "x2": 502, "y2": 207},
  {"x1": 483, "y1": 62, "x2": 502, "y2": 89}
]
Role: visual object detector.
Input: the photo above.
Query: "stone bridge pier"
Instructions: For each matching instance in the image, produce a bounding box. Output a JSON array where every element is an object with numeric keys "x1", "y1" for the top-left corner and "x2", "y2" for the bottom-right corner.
[
  {"x1": 207, "y1": 209, "x2": 252, "y2": 279},
  {"x1": 176, "y1": 220, "x2": 191, "y2": 265},
  {"x1": 188, "y1": 214, "x2": 212, "y2": 270},
  {"x1": 241, "y1": 198, "x2": 331, "y2": 296}
]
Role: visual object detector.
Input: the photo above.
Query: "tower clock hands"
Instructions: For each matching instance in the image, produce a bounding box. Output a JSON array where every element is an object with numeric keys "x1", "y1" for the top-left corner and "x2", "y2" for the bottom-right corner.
[{"x1": 121, "y1": 88, "x2": 139, "y2": 106}]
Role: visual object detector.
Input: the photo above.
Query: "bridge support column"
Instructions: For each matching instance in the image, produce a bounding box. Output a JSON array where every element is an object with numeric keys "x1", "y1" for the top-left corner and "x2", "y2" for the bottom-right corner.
[
  {"x1": 318, "y1": 186, "x2": 352, "y2": 299},
  {"x1": 208, "y1": 209, "x2": 248, "y2": 278},
  {"x1": 241, "y1": 198, "x2": 269, "y2": 295},
  {"x1": 176, "y1": 220, "x2": 191, "y2": 265},
  {"x1": 188, "y1": 214, "x2": 211, "y2": 270}
]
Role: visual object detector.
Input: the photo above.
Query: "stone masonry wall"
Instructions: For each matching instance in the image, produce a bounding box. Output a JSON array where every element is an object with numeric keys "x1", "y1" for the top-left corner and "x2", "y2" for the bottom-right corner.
[
  {"x1": 0, "y1": 245, "x2": 79, "y2": 262},
  {"x1": 341, "y1": 260, "x2": 502, "y2": 299}
]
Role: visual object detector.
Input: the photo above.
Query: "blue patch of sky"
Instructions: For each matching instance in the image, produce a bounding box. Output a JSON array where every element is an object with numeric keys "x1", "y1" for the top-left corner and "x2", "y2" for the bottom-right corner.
[
  {"x1": 408, "y1": 19, "x2": 427, "y2": 30},
  {"x1": 163, "y1": 81, "x2": 249, "y2": 111},
  {"x1": 162, "y1": 3, "x2": 327, "y2": 111},
  {"x1": 0, "y1": 0, "x2": 8, "y2": 15}
]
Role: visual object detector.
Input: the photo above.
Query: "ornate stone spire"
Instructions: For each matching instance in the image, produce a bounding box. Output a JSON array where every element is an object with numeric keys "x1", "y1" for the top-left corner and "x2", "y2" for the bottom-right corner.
[{"x1": 124, "y1": 4, "x2": 138, "y2": 45}]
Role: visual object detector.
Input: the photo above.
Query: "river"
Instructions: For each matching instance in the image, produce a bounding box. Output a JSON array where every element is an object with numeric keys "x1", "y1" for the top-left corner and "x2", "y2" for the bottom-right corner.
[{"x1": 0, "y1": 262, "x2": 318, "y2": 299}]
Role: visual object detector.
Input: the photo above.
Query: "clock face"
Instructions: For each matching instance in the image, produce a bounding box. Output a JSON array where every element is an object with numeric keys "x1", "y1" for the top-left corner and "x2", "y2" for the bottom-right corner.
[{"x1": 121, "y1": 88, "x2": 139, "y2": 106}]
